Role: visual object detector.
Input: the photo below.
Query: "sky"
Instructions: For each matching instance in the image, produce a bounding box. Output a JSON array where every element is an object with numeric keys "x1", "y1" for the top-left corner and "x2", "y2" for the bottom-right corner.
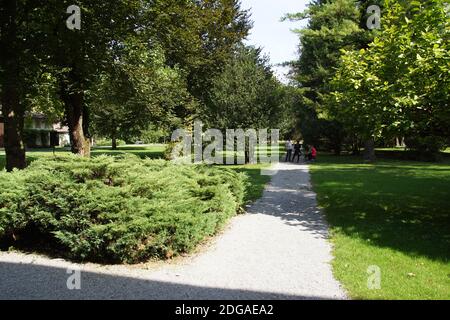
[{"x1": 240, "y1": 0, "x2": 310, "y2": 82}]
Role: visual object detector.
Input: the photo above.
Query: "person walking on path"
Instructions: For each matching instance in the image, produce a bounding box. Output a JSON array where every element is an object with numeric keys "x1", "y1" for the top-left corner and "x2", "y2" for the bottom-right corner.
[{"x1": 285, "y1": 139, "x2": 293, "y2": 162}]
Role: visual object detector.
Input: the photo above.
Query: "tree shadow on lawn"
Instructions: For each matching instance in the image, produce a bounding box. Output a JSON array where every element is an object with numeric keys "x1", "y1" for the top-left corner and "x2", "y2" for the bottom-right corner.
[
  {"x1": 0, "y1": 261, "x2": 333, "y2": 300},
  {"x1": 311, "y1": 164, "x2": 450, "y2": 264}
]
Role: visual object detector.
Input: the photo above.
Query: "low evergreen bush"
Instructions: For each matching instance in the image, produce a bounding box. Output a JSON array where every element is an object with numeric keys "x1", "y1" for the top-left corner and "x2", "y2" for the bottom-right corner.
[{"x1": 0, "y1": 155, "x2": 247, "y2": 263}]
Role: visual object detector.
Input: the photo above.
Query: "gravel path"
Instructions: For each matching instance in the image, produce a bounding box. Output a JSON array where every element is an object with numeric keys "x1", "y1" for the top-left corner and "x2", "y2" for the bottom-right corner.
[{"x1": 0, "y1": 162, "x2": 347, "y2": 300}]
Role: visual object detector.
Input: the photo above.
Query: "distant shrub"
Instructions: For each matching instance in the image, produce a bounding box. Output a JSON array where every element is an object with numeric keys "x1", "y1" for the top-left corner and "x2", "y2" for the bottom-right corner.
[
  {"x1": 0, "y1": 155, "x2": 247, "y2": 263},
  {"x1": 405, "y1": 136, "x2": 447, "y2": 161}
]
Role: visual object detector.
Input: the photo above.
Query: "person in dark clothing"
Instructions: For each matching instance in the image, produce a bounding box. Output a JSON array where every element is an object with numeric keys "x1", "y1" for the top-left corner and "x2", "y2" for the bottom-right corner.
[{"x1": 292, "y1": 141, "x2": 302, "y2": 163}]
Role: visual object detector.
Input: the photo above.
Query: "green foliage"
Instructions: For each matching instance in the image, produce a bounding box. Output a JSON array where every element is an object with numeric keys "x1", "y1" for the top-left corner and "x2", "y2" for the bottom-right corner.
[
  {"x1": 285, "y1": 0, "x2": 376, "y2": 151},
  {"x1": 137, "y1": 125, "x2": 171, "y2": 144},
  {"x1": 90, "y1": 41, "x2": 195, "y2": 143},
  {"x1": 200, "y1": 45, "x2": 286, "y2": 130},
  {"x1": 332, "y1": 0, "x2": 450, "y2": 153},
  {"x1": 144, "y1": 0, "x2": 252, "y2": 102},
  {"x1": 2, "y1": 0, "x2": 251, "y2": 167},
  {"x1": 0, "y1": 155, "x2": 247, "y2": 263}
]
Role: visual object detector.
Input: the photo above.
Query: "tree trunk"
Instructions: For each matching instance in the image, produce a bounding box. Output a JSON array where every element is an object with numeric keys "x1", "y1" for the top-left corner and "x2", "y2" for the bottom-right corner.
[
  {"x1": 62, "y1": 88, "x2": 91, "y2": 157},
  {"x1": 111, "y1": 119, "x2": 118, "y2": 150},
  {"x1": 0, "y1": 0, "x2": 27, "y2": 171},
  {"x1": 2, "y1": 92, "x2": 26, "y2": 171},
  {"x1": 111, "y1": 135, "x2": 117, "y2": 150},
  {"x1": 363, "y1": 137, "x2": 376, "y2": 162}
]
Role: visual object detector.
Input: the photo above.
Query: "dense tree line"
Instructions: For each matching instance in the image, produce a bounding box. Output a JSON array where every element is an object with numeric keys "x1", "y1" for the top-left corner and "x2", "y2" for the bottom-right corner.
[
  {"x1": 200, "y1": 45, "x2": 286, "y2": 130},
  {"x1": 286, "y1": 0, "x2": 449, "y2": 160},
  {"x1": 1, "y1": 0, "x2": 289, "y2": 171},
  {"x1": 332, "y1": 0, "x2": 449, "y2": 158}
]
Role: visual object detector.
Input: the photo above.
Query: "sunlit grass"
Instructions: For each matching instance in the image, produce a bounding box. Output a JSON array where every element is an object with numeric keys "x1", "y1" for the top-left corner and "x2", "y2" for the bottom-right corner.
[
  {"x1": 0, "y1": 145, "x2": 166, "y2": 170},
  {"x1": 310, "y1": 155, "x2": 450, "y2": 299}
]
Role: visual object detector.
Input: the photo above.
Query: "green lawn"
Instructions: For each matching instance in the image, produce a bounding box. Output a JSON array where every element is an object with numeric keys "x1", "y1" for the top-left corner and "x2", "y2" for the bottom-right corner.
[
  {"x1": 0, "y1": 145, "x2": 166, "y2": 170},
  {"x1": 310, "y1": 155, "x2": 450, "y2": 300}
]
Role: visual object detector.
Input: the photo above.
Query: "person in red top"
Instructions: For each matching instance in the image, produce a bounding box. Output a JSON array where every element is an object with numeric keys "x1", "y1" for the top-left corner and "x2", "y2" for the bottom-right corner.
[{"x1": 308, "y1": 145, "x2": 317, "y2": 161}]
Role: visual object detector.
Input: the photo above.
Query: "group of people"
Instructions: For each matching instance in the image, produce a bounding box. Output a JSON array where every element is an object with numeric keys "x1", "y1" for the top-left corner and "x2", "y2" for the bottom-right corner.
[{"x1": 285, "y1": 139, "x2": 317, "y2": 163}]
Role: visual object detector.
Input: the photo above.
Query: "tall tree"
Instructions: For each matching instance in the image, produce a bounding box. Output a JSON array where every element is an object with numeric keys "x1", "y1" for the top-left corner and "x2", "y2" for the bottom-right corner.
[
  {"x1": 1, "y1": 0, "x2": 251, "y2": 166},
  {"x1": 0, "y1": 0, "x2": 25, "y2": 171},
  {"x1": 44, "y1": 1, "x2": 143, "y2": 156},
  {"x1": 200, "y1": 45, "x2": 285, "y2": 130},
  {"x1": 332, "y1": 0, "x2": 450, "y2": 157},
  {"x1": 91, "y1": 41, "x2": 195, "y2": 149},
  {"x1": 143, "y1": 0, "x2": 251, "y2": 106},
  {"x1": 0, "y1": 0, "x2": 55, "y2": 170},
  {"x1": 285, "y1": 0, "x2": 382, "y2": 157}
]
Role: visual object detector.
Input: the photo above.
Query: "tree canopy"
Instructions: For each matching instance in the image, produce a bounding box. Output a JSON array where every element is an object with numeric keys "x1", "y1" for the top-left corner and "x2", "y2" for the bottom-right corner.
[
  {"x1": 200, "y1": 45, "x2": 285, "y2": 131},
  {"x1": 286, "y1": 0, "x2": 449, "y2": 159},
  {"x1": 331, "y1": 0, "x2": 450, "y2": 154}
]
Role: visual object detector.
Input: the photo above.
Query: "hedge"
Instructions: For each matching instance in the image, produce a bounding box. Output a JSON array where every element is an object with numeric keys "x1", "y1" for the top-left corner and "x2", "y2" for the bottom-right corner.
[{"x1": 0, "y1": 154, "x2": 247, "y2": 263}]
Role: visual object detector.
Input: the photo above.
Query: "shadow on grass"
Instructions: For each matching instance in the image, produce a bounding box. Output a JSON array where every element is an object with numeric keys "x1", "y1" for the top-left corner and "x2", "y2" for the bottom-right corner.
[
  {"x1": 311, "y1": 156, "x2": 450, "y2": 263},
  {"x1": 0, "y1": 261, "x2": 331, "y2": 300}
]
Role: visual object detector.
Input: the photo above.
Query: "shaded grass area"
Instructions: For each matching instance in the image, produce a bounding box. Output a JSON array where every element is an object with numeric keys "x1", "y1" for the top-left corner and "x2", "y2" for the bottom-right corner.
[{"x1": 310, "y1": 155, "x2": 450, "y2": 299}]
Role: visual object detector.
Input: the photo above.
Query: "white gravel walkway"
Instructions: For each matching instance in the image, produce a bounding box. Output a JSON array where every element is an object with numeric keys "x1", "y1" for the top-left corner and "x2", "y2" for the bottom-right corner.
[{"x1": 0, "y1": 162, "x2": 347, "y2": 300}]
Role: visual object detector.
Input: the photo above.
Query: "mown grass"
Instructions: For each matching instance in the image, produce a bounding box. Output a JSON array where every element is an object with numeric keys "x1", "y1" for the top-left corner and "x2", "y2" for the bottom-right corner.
[
  {"x1": 0, "y1": 145, "x2": 166, "y2": 170},
  {"x1": 310, "y1": 155, "x2": 450, "y2": 300}
]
